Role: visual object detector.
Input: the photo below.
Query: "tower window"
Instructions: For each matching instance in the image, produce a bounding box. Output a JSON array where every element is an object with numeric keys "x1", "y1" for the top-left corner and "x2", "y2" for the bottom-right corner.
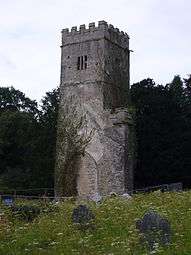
[
  {"x1": 77, "y1": 57, "x2": 80, "y2": 70},
  {"x1": 84, "y1": 55, "x2": 87, "y2": 69},
  {"x1": 77, "y1": 55, "x2": 87, "y2": 70},
  {"x1": 81, "y1": 56, "x2": 84, "y2": 70}
]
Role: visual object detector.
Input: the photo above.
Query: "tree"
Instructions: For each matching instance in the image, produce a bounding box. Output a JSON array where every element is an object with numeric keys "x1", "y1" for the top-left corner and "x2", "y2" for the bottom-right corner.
[
  {"x1": 0, "y1": 110, "x2": 39, "y2": 189},
  {"x1": 131, "y1": 76, "x2": 191, "y2": 189},
  {"x1": 36, "y1": 87, "x2": 60, "y2": 189},
  {"x1": 0, "y1": 86, "x2": 59, "y2": 190},
  {"x1": 184, "y1": 74, "x2": 191, "y2": 103},
  {"x1": 0, "y1": 87, "x2": 38, "y2": 115},
  {"x1": 0, "y1": 87, "x2": 40, "y2": 189}
]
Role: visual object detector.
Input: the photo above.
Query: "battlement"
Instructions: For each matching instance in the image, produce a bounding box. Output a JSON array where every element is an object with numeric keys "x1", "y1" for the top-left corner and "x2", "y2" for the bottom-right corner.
[{"x1": 61, "y1": 21, "x2": 129, "y2": 49}]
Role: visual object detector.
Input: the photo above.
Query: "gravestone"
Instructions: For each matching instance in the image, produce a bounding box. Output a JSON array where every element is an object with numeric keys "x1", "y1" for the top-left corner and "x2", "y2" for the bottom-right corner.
[
  {"x1": 121, "y1": 193, "x2": 132, "y2": 200},
  {"x1": 136, "y1": 210, "x2": 171, "y2": 251},
  {"x1": 1, "y1": 195, "x2": 14, "y2": 206},
  {"x1": 167, "y1": 182, "x2": 182, "y2": 192},
  {"x1": 89, "y1": 193, "x2": 102, "y2": 203},
  {"x1": 72, "y1": 205, "x2": 95, "y2": 230}
]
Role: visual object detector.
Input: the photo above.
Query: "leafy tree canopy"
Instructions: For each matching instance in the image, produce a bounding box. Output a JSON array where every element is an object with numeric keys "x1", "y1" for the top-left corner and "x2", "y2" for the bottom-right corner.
[{"x1": 0, "y1": 87, "x2": 38, "y2": 116}]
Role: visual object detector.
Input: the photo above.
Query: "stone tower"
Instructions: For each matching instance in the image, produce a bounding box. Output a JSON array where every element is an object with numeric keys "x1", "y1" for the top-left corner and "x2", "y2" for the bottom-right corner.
[{"x1": 56, "y1": 20, "x2": 134, "y2": 198}]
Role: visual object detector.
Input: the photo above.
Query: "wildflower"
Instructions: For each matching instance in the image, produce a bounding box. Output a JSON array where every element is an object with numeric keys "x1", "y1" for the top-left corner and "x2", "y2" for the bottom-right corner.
[
  {"x1": 50, "y1": 241, "x2": 57, "y2": 245},
  {"x1": 57, "y1": 232, "x2": 63, "y2": 236},
  {"x1": 150, "y1": 250, "x2": 157, "y2": 254}
]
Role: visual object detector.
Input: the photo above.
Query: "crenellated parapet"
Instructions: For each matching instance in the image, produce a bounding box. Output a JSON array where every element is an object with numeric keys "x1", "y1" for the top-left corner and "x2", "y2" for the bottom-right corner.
[{"x1": 61, "y1": 20, "x2": 129, "y2": 49}]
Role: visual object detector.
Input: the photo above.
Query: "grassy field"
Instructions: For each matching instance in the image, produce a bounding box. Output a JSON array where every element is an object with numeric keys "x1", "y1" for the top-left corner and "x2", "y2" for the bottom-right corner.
[{"x1": 0, "y1": 191, "x2": 190, "y2": 255}]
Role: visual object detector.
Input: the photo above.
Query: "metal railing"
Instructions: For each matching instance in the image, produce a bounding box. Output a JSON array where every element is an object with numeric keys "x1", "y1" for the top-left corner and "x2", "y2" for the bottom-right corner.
[{"x1": 0, "y1": 182, "x2": 183, "y2": 202}]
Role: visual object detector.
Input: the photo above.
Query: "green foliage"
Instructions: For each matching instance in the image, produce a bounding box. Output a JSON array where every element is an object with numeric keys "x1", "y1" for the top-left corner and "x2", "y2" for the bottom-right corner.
[
  {"x1": 0, "y1": 86, "x2": 59, "y2": 190},
  {"x1": 37, "y1": 88, "x2": 60, "y2": 189},
  {"x1": 0, "y1": 86, "x2": 38, "y2": 115},
  {"x1": 131, "y1": 76, "x2": 191, "y2": 188},
  {"x1": 11, "y1": 205, "x2": 41, "y2": 222},
  {"x1": 0, "y1": 87, "x2": 39, "y2": 184},
  {"x1": 0, "y1": 192, "x2": 190, "y2": 254},
  {"x1": 184, "y1": 75, "x2": 191, "y2": 97}
]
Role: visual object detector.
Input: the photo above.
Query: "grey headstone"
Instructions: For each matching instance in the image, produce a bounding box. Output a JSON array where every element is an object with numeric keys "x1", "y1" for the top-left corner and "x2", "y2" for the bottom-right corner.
[
  {"x1": 121, "y1": 193, "x2": 132, "y2": 200},
  {"x1": 167, "y1": 182, "x2": 182, "y2": 192},
  {"x1": 136, "y1": 210, "x2": 171, "y2": 251},
  {"x1": 89, "y1": 193, "x2": 102, "y2": 203},
  {"x1": 72, "y1": 205, "x2": 95, "y2": 226}
]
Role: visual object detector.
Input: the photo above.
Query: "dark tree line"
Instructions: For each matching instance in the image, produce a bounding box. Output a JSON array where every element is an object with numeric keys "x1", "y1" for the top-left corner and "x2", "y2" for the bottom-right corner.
[
  {"x1": 0, "y1": 74, "x2": 191, "y2": 191},
  {"x1": 131, "y1": 75, "x2": 191, "y2": 188},
  {"x1": 0, "y1": 87, "x2": 59, "y2": 191}
]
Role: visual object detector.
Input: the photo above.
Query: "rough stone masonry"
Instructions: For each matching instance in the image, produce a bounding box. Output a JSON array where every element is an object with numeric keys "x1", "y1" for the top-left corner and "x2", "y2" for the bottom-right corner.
[{"x1": 55, "y1": 20, "x2": 134, "y2": 198}]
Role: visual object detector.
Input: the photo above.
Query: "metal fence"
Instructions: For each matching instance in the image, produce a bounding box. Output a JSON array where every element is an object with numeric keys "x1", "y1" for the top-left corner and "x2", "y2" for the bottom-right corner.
[
  {"x1": 132, "y1": 182, "x2": 183, "y2": 194},
  {"x1": 0, "y1": 182, "x2": 183, "y2": 203}
]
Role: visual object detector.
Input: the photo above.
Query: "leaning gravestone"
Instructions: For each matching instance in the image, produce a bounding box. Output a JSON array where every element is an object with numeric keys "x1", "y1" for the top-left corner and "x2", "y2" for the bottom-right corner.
[
  {"x1": 136, "y1": 210, "x2": 171, "y2": 251},
  {"x1": 72, "y1": 205, "x2": 95, "y2": 230}
]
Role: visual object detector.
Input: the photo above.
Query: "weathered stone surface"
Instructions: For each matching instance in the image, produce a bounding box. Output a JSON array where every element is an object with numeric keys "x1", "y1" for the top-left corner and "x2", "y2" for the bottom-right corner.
[
  {"x1": 88, "y1": 192, "x2": 102, "y2": 203},
  {"x1": 121, "y1": 193, "x2": 132, "y2": 200},
  {"x1": 72, "y1": 205, "x2": 95, "y2": 226},
  {"x1": 77, "y1": 152, "x2": 98, "y2": 197},
  {"x1": 56, "y1": 21, "x2": 134, "y2": 198},
  {"x1": 136, "y1": 210, "x2": 171, "y2": 251}
]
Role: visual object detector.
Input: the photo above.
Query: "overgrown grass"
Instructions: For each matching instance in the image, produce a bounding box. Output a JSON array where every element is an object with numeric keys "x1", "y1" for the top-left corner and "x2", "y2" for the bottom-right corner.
[{"x1": 0, "y1": 191, "x2": 190, "y2": 255}]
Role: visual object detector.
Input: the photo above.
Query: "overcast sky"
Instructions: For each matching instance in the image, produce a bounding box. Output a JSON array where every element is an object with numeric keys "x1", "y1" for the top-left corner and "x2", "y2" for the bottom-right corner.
[{"x1": 0, "y1": 0, "x2": 191, "y2": 101}]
